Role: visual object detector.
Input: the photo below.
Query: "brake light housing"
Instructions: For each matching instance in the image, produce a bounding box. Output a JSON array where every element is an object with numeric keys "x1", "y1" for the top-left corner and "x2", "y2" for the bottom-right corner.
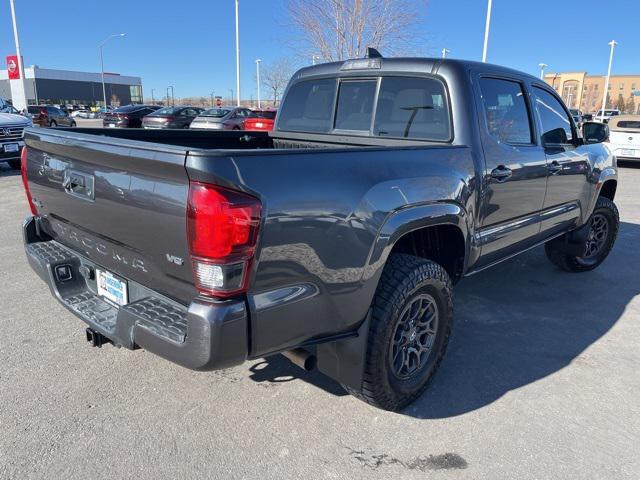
[
  {"x1": 187, "y1": 182, "x2": 261, "y2": 298},
  {"x1": 20, "y1": 147, "x2": 37, "y2": 215}
]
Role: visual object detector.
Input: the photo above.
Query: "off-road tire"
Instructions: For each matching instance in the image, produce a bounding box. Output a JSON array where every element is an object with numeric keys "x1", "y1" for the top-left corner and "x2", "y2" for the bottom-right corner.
[
  {"x1": 545, "y1": 196, "x2": 619, "y2": 272},
  {"x1": 345, "y1": 253, "x2": 453, "y2": 411}
]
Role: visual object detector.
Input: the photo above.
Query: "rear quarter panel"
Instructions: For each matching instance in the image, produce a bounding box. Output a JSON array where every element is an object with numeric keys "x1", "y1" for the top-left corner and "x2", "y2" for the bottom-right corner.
[{"x1": 186, "y1": 145, "x2": 478, "y2": 357}]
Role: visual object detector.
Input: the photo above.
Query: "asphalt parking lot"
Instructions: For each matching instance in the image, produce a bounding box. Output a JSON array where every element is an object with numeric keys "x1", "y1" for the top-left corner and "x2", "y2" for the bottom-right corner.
[{"x1": 1, "y1": 161, "x2": 639, "y2": 479}]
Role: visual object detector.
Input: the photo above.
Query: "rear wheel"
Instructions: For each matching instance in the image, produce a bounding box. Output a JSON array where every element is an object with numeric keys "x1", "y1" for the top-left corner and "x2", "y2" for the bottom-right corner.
[
  {"x1": 344, "y1": 253, "x2": 453, "y2": 411},
  {"x1": 545, "y1": 196, "x2": 619, "y2": 272}
]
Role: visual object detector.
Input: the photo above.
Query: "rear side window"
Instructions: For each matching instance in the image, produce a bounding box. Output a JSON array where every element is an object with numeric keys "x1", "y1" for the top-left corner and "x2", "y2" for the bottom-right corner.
[
  {"x1": 334, "y1": 80, "x2": 376, "y2": 131},
  {"x1": 617, "y1": 121, "x2": 640, "y2": 129},
  {"x1": 373, "y1": 77, "x2": 450, "y2": 141},
  {"x1": 533, "y1": 87, "x2": 573, "y2": 144},
  {"x1": 277, "y1": 79, "x2": 336, "y2": 133},
  {"x1": 478, "y1": 78, "x2": 533, "y2": 144}
]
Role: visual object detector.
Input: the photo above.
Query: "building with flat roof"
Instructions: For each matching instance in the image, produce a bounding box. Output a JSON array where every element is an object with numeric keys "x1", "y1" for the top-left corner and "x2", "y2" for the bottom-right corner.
[
  {"x1": 0, "y1": 66, "x2": 143, "y2": 107},
  {"x1": 544, "y1": 72, "x2": 640, "y2": 114}
]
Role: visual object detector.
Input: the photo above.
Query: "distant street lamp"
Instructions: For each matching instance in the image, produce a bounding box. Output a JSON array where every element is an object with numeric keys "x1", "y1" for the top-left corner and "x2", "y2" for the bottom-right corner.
[
  {"x1": 255, "y1": 59, "x2": 262, "y2": 109},
  {"x1": 210, "y1": 91, "x2": 215, "y2": 107},
  {"x1": 151, "y1": 88, "x2": 155, "y2": 104},
  {"x1": 229, "y1": 89, "x2": 234, "y2": 104},
  {"x1": 441, "y1": 48, "x2": 450, "y2": 59},
  {"x1": 167, "y1": 85, "x2": 174, "y2": 106},
  {"x1": 538, "y1": 63, "x2": 548, "y2": 80},
  {"x1": 99, "y1": 33, "x2": 126, "y2": 109},
  {"x1": 235, "y1": 0, "x2": 241, "y2": 106},
  {"x1": 601, "y1": 40, "x2": 618, "y2": 115},
  {"x1": 482, "y1": 0, "x2": 492, "y2": 62}
]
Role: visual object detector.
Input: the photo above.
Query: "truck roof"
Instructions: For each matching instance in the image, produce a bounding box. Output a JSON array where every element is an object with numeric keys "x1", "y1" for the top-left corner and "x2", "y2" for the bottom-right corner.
[{"x1": 291, "y1": 57, "x2": 541, "y2": 84}]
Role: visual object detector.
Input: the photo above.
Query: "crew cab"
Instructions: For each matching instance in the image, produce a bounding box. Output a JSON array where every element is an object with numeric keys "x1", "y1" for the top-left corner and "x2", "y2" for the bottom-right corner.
[{"x1": 20, "y1": 57, "x2": 618, "y2": 411}]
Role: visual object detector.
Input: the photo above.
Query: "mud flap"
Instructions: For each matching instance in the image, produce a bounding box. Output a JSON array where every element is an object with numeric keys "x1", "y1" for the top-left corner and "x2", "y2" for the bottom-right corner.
[{"x1": 316, "y1": 309, "x2": 371, "y2": 390}]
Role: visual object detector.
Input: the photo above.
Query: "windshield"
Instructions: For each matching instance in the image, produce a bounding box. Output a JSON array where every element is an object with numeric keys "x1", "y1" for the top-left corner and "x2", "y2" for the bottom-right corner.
[
  {"x1": 250, "y1": 110, "x2": 277, "y2": 119},
  {"x1": 113, "y1": 105, "x2": 144, "y2": 113},
  {"x1": 151, "y1": 107, "x2": 180, "y2": 115},
  {"x1": 201, "y1": 108, "x2": 231, "y2": 117}
]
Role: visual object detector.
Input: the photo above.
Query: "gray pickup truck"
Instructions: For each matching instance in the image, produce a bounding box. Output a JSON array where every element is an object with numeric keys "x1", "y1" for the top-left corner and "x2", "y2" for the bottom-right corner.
[{"x1": 21, "y1": 57, "x2": 618, "y2": 411}]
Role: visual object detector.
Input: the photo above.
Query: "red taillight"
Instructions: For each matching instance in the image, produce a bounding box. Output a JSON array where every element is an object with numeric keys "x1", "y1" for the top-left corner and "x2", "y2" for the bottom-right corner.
[
  {"x1": 21, "y1": 147, "x2": 37, "y2": 215},
  {"x1": 187, "y1": 182, "x2": 261, "y2": 298}
]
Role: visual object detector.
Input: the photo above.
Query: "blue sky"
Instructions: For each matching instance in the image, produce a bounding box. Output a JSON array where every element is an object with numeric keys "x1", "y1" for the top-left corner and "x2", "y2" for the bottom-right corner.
[{"x1": 1, "y1": 0, "x2": 638, "y2": 100}]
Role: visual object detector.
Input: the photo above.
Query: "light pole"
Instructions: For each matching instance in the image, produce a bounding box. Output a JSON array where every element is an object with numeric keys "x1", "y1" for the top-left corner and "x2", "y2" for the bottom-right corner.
[
  {"x1": 482, "y1": 0, "x2": 492, "y2": 62},
  {"x1": 235, "y1": 0, "x2": 241, "y2": 106},
  {"x1": 441, "y1": 48, "x2": 450, "y2": 59},
  {"x1": 210, "y1": 91, "x2": 215, "y2": 107},
  {"x1": 229, "y1": 89, "x2": 234, "y2": 105},
  {"x1": 255, "y1": 59, "x2": 262, "y2": 109},
  {"x1": 601, "y1": 40, "x2": 618, "y2": 116},
  {"x1": 312, "y1": 54, "x2": 321, "y2": 65},
  {"x1": 538, "y1": 63, "x2": 548, "y2": 80},
  {"x1": 99, "y1": 33, "x2": 126, "y2": 110},
  {"x1": 151, "y1": 88, "x2": 155, "y2": 104},
  {"x1": 9, "y1": 0, "x2": 28, "y2": 111},
  {"x1": 166, "y1": 86, "x2": 174, "y2": 106}
]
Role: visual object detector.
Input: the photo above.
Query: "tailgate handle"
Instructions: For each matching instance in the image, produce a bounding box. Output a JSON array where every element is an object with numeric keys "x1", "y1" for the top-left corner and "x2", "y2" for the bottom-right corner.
[{"x1": 63, "y1": 170, "x2": 95, "y2": 200}]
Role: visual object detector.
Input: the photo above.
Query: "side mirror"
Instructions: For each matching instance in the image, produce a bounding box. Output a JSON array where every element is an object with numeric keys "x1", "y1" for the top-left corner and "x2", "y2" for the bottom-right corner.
[{"x1": 582, "y1": 122, "x2": 609, "y2": 144}]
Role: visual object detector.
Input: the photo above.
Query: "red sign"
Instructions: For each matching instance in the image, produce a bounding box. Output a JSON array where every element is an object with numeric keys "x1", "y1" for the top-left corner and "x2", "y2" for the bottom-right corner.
[{"x1": 6, "y1": 55, "x2": 21, "y2": 80}]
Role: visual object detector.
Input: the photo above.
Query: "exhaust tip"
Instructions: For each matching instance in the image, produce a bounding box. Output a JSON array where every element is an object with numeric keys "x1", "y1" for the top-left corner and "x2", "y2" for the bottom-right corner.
[{"x1": 282, "y1": 348, "x2": 316, "y2": 371}]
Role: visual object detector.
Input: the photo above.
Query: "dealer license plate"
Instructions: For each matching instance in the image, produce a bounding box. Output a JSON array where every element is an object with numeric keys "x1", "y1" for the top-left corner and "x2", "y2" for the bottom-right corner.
[
  {"x1": 620, "y1": 149, "x2": 637, "y2": 157},
  {"x1": 3, "y1": 143, "x2": 19, "y2": 153},
  {"x1": 96, "y1": 269, "x2": 128, "y2": 306}
]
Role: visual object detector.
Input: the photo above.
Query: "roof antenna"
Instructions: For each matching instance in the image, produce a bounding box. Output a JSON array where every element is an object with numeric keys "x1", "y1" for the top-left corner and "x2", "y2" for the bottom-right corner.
[{"x1": 366, "y1": 47, "x2": 383, "y2": 58}]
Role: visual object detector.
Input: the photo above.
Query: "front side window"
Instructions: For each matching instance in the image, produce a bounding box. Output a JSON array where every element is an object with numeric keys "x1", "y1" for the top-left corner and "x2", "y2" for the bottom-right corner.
[
  {"x1": 479, "y1": 78, "x2": 533, "y2": 144},
  {"x1": 533, "y1": 87, "x2": 573, "y2": 144},
  {"x1": 373, "y1": 76, "x2": 450, "y2": 141},
  {"x1": 277, "y1": 79, "x2": 336, "y2": 133}
]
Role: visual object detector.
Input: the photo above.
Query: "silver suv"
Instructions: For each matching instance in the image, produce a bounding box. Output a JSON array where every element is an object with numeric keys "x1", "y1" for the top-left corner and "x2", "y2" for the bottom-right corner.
[{"x1": 0, "y1": 97, "x2": 32, "y2": 170}]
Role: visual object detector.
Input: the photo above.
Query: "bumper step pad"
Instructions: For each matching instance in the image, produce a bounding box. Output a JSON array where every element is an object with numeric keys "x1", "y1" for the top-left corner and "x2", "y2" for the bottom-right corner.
[{"x1": 124, "y1": 298, "x2": 187, "y2": 343}]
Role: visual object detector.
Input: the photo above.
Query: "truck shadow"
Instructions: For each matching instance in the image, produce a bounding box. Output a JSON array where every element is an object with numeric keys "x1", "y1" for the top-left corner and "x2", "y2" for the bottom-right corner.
[
  {"x1": 249, "y1": 221, "x2": 638, "y2": 418},
  {"x1": 406, "y1": 220, "x2": 639, "y2": 419}
]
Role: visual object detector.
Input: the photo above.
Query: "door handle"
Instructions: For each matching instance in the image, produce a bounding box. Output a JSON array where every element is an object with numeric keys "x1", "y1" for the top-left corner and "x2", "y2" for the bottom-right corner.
[
  {"x1": 490, "y1": 165, "x2": 512, "y2": 181},
  {"x1": 548, "y1": 161, "x2": 562, "y2": 174}
]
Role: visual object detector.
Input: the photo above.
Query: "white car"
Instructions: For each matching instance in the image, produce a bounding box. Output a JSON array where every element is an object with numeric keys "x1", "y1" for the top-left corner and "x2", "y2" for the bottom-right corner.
[
  {"x1": 606, "y1": 115, "x2": 640, "y2": 162},
  {"x1": 593, "y1": 109, "x2": 620, "y2": 124},
  {"x1": 70, "y1": 109, "x2": 92, "y2": 119}
]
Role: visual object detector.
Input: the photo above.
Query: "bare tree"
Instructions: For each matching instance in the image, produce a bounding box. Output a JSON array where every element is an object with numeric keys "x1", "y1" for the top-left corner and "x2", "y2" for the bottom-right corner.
[
  {"x1": 261, "y1": 58, "x2": 295, "y2": 106},
  {"x1": 286, "y1": 0, "x2": 426, "y2": 61}
]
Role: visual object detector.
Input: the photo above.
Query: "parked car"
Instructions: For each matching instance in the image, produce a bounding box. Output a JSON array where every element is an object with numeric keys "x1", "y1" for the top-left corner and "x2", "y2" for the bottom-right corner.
[
  {"x1": 190, "y1": 106, "x2": 253, "y2": 130},
  {"x1": 0, "y1": 98, "x2": 31, "y2": 169},
  {"x1": 20, "y1": 57, "x2": 618, "y2": 411},
  {"x1": 243, "y1": 109, "x2": 277, "y2": 131},
  {"x1": 27, "y1": 105, "x2": 76, "y2": 127},
  {"x1": 569, "y1": 108, "x2": 583, "y2": 127},
  {"x1": 142, "y1": 106, "x2": 205, "y2": 129},
  {"x1": 70, "y1": 109, "x2": 92, "y2": 118},
  {"x1": 606, "y1": 115, "x2": 640, "y2": 162},
  {"x1": 102, "y1": 105, "x2": 162, "y2": 128},
  {"x1": 593, "y1": 109, "x2": 620, "y2": 123}
]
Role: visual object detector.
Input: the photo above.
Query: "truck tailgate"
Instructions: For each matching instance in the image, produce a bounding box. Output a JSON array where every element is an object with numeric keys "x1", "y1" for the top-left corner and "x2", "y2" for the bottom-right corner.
[{"x1": 24, "y1": 129, "x2": 197, "y2": 305}]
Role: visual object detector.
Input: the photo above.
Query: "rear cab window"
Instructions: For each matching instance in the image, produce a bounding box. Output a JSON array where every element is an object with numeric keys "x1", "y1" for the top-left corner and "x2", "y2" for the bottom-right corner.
[{"x1": 277, "y1": 75, "x2": 451, "y2": 141}]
